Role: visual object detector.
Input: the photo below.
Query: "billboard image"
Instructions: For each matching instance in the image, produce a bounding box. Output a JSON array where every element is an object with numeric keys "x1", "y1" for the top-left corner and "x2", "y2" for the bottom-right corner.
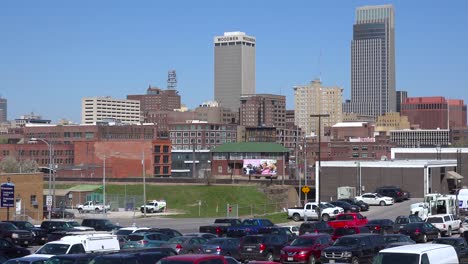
[{"x1": 242, "y1": 159, "x2": 277, "y2": 175}]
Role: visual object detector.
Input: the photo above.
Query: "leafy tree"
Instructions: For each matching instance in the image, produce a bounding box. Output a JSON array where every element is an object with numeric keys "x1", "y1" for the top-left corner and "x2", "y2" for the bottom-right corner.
[
  {"x1": 20, "y1": 159, "x2": 38, "y2": 173},
  {"x1": 0, "y1": 156, "x2": 20, "y2": 173}
]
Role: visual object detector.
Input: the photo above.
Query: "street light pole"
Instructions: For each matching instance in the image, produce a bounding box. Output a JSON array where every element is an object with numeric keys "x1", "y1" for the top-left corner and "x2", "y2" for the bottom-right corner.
[
  {"x1": 31, "y1": 138, "x2": 52, "y2": 220},
  {"x1": 103, "y1": 156, "x2": 106, "y2": 214},
  {"x1": 311, "y1": 114, "x2": 329, "y2": 222},
  {"x1": 142, "y1": 151, "x2": 146, "y2": 217}
]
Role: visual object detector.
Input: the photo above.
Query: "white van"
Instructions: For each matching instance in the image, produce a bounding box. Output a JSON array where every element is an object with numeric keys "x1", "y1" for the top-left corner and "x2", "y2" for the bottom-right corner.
[
  {"x1": 373, "y1": 244, "x2": 458, "y2": 264},
  {"x1": 31, "y1": 233, "x2": 120, "y2": 258}
]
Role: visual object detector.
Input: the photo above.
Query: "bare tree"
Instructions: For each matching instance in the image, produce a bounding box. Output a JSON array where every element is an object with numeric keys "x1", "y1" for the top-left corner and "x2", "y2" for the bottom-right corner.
[{"x1": 0, "y1": 156, "x2": 38, "y2": 173}]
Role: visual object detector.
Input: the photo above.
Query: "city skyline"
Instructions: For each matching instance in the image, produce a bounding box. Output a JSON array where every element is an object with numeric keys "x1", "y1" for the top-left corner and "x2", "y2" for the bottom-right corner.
[{"x1": 1, "y1": 1, "x2": 467, "y2": 123}]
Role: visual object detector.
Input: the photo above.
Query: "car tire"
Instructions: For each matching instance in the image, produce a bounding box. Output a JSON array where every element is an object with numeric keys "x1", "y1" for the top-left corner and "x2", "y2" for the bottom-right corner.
[
  {"x1": 78, "y1": 208, "x2": 83, "y2": 214},
  {"x1": 322, "y1": 214, "x2": 330, "y2": 222},
  {"x1": 379, "y1": 201, "x2": 386, "y2": 206},
  {"x1": 308, "y1": 255, "x2": 316, "y2": 264},
  {"x1": 95, "y1": 208, "x2": 100, "y2": 213},
  {"x1": 292, "y1": 213, "x2": 301, "y2": 222},
  {"x1": 351, "y1": 256, "x2": 359, "y2": 264},
  {"x1": 266, "y1": 252, "x2": 274, "y2": 261},
  {"x1": 422, "y1": 234, "x2": 428, "y2": 243}
]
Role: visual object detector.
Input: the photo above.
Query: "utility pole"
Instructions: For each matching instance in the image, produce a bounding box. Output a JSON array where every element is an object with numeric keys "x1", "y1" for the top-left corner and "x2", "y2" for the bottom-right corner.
[
  {"x1": 296, "y1": 127, "x2": 301, "y2": 206},
  {"x1": 192, "y1": 142, "x2": 196, "y2": 178},
  {"x1": 142, "y1": 151, "x2": 146, "y2": 217},
  {"x1": 311, "y1": 114, "x2": 329, "y2": 222}
]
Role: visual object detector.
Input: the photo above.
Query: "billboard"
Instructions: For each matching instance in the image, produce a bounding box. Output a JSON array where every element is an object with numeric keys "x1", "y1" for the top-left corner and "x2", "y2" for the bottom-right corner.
[{"x1": 242, "y1": 159, "x2": 277, "y2": 176}]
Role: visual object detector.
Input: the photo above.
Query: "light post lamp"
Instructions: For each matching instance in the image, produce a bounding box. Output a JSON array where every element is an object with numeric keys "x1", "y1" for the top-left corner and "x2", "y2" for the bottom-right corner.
[
  {"x1": 311, "y1": 114, "x2": 329, "y2": 222},
  {"x1": 31, "y1": 138, "x2": 52, "y2": 220},
  {"x1": 102, "y1": 156, "x2": 106, "y2": 214},
  {"x1": 142, "y1": 151, "x2": 147, "y2": 217}
]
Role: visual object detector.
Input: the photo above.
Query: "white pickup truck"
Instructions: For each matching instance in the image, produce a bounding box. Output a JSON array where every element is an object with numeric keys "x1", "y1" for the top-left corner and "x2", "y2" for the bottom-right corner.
[
  {"x1": 287, "y1": 202, "x2": 344, "y2": 222},
  {"x1": 426, "y1": 214, "x2": 461, "y2": 237},
  {"x1": 140, "y1": 200, "x2": 167, "y2": 213},
  {"x1": 77, "y1": 201, "x2": 110, "y2": 213}
]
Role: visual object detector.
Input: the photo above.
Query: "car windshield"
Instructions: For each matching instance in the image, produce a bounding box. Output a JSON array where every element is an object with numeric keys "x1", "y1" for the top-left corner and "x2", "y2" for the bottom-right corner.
[
  {"x1": 322, "y1": 203, "x2": 334, "y2": 208},
  {"x1": 116, "y1": 230, "x2": 134, "y2": 236},
  {"x1": 14, "y1": 222, "x2": 35, "y2": 229},
  {"x1": 426, "y1": 217, "x2": 443, "y2": 223},
  {"x1": 36, "y1": 243, "x2": 70, "y2": 255},
  {"x1": 146, "y1": 202, "x2": 155, "y2": 206},
  {"x1": 375, "y1": 194, "x2": 383, "y2": 198},
  {"x1": 0, "y1": 223, "x2": 18, "y2": 231},
  {"x1": 395, "y1": 218, "x2": 408, "y2": 224},
  {"x1": 373, "y1": 253, "x2": 420, "y2": 264},
  {"x1": 384, "y1": 235, "x2": 407, "y2": 243},
  {"x1": 290, "y1": 237, "x2": 316, "y2": 246},
  {"x1": 334, "y1": 237, "x2": 359, "y2": 246}
]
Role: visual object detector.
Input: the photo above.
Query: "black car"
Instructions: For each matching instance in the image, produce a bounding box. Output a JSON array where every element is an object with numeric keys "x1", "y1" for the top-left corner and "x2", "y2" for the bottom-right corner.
[
  {"x1": 337, "y1": 198, "x2": 369, "y2": 211},
  {"x1": 299, "y1": 221, "x2": 334, "y2": 236},
  {"x1": 329, "y1": 201, "x2": 360, "y2": 213},
  {"x1": 81, "y1": 218, "x2": 122, "y2": 232},
  {"x1": 258, "y1": 227, "x2": 296, "y2": 242},
  {"x1": 0, "y1": 238, "x2": 30, "y2": 259},
  {"x1": 40, "y1": 220, "x2": 93, "y2": 242},
  {"x1": 366, "y1": 219, "x2": 395, "y2": 235},
  {"x1": 134, "y1": 228, "x2": 182, "y2": 239},
  {"x1": 382, "y1": 234, "x2": 416, "y2": 248},
  {"x1": 239, "y1": 234, "x2": 288, "y2": 262},
  {"x1": 399, "y1": 222, "x2": 440, "y2": 243},
  {"x1": 0, "y1": 222, "x2": 34, "y2": 247},
  {"x1": 433, "y1": 237, "x2": 468, "y2": 262},
  {"x1": 6, "y1": 221, "x2": 47, "y2": 246},
  {"x1": 375, "y1": 186, "x2": 408, "y2": 202},
  {"x1": 321, "y1": 234, "x2": 385, "y2": 264},
  {"x1": 200, "y1": 237, "x2": 241, "y2": 259},
  {"x1": 393, "y1": 215, "x2": 423, "y2": 233}
]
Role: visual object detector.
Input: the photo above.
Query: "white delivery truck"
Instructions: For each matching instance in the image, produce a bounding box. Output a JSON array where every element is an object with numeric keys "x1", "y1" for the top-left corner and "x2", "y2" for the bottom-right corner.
[{"x1": 31, "y1": 233, "x2": 120, "y2": 258}]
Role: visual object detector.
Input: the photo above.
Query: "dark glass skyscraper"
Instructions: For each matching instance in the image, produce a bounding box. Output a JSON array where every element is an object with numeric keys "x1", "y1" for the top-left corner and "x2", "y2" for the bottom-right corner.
[
  {"x1": 351, "y1": 5, "x2": 396, "y2": 117},
  {"x1": 0, "y1": 97, "x2": 6, "y2": 122}
]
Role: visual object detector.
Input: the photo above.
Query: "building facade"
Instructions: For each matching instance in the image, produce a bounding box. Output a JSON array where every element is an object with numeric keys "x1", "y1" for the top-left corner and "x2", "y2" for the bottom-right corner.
[
  {"x1": 169, "y1": 121, "x2": 237, "y2": 150},
  {"x1": 375, "y1": 112, "x2": 411, "y2": 134},
  {"x1": 171, "y1": 149, "x2": 211, "y2": 178},
  {"x1": 294, "y1": 79, "x2": 343, "y2": 136},
  {"x1": 214, "y1": 31, "x2": 256, "y2": 112},
  {"x1": 396, "y1": 91, "x2": 408, "y2": 113},
  {"x1": 330, "y1": 122, "x2": 374, "y2": 140},
  {"x1": 390, "y1": 129, "x2": 450, "y2": 147},
  {"x1": 127, "y1": 86, "x2": 181, "y2": 122},
  {"x1": 81, "y1": 97, "x2": 141, "y2": 124},
  {"x1": 401, "y1": 97, "x2": 467, "y2": 129},
  {"x1": 240, "y1": 94, "x2": 286, "y2": 128},
  {"x1": 350, "y1": 5, "x2": 396, "y2": 117},
  {"x1": 0, "y1": 97, "x2": 7, "y2": 122},
  {"x1": 194, "y1": 101, "x2": 238, "y2": 124}
]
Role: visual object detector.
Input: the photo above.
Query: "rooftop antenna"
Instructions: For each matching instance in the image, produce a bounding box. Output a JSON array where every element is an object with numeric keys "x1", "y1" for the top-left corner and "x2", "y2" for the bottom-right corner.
[
  {"x1": 167, "y1": 70, "x2": 177, "y2": 90},
  {"x1": 318, "y1": 49, "x2": 323, "y2": 82}
]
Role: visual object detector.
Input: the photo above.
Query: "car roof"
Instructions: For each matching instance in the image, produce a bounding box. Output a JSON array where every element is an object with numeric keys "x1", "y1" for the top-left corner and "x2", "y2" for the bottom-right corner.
[{"x1": 380, "y1": 243, "x2": 454, "y2": 253}]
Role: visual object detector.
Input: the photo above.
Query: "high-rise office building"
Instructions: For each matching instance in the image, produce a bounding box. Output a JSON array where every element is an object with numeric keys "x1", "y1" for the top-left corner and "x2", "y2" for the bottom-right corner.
[
  {"x1": 214, "y1": 31, "x2": 255, "y2": 112},
  {"x1": 81, "y1": 97, "x2": 141, "y2": 124},
  {"x1": 240, "y1": 94, "x2": 286, "y2": 128},
  {"x1": 0, "y1": 97, "x2": 7, "y2": 122},
  {"x1": 294, "y1": 79, "x2": 343, "y2": 136},
  {"x1": 351, "y1": 5, "x2": 396, "y2": 117},
  {"x1": 396, "y1": 91, "x2": 408, "y2": 113}
]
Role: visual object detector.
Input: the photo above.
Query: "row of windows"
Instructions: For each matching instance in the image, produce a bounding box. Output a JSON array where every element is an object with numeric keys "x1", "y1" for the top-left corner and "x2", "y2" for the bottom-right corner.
[
  {"x1": 154, "y1": 146, "x2": 170, "y2": 153},
  {"x1": 154, "y1": 166, "x2": 170, "y2": 175},
  {"x1": 170, "y1": 132, "x2": 237, "y2": 138},
  {"x1": 154, "y1": 155, "x2": 170, "y2": 164}
]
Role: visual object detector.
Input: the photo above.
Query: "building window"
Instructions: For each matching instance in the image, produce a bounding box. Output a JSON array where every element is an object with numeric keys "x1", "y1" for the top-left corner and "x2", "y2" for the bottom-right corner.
[
  {"x1": 163, "y1": 166, "x2": 169, "y2": 174},
  {"x1": 163, "y1": 155, "x2": 169, "y2": 163},
  {"x1": 155, "y1": 166, "x2": 161, "y2": 175},
  {"x1": 154, "y1": 146, "x2": 161, "y2": 153},
  {"x1": 218, "y1": 166, "x2": 223, "y2": 173},
  {"x1": 163, "y1": 146, "x2": 169, "y2": 153},
  {"x1": 30, "y1": 195, "x2": 37, "y2": 207},
  {"x1": 154, "y1": 156, "x2": 160, "y2": 163}
]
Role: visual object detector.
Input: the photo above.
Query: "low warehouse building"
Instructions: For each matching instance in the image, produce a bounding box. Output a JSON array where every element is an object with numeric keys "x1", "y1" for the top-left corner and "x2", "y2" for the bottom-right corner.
[{"x1": 315, "y1": 160, "x2": 458, "y2": 201}]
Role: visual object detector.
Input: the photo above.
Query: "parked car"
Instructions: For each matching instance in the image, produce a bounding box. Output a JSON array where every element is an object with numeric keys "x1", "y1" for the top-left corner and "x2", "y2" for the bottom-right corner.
[
  {"x1": 375, "y1": 186, "x2": 408, "y2": 202},
  {"x1": 0, "y1": 222, "x2": 34, "y2": 247},
  {"x1": 157, "y1": 254, "x2": 228, "y2": 264},
  {"x1": 298, "y1": 221, "x2": 333, "y2": 236},
  {"x1": 327, "y1": 213, "x2": 368, "y2": 229},
  {"x1": 115, "y1": 227, "x2": 150, "y2": 247},
  {"x1": 0, "y1": 238, "x2": 30, "y2": 259},
  {"x1": 399, "y1": 222, "x2": 440, "y2": 243},
  {"x1": 199, "y1": 219, "x2": 242, "y2": 237},
  {"x1": 40, "y1": 220, "x2": 94, "y2": 242},
  {"x1": 331, "y1": 226, "x2": 370, "y2": 241},
  {"x1": 374, "y1": 244, "x2": 459, "y2": 264},
  {"x1": 3, "y1": 255, "x2": 49, "y2": 264},
  {"x1": 355, "y1": 193, "x2": 394, "y2": 206},
  {"x1": 46, "y1": 253, "x2": 102, "y2": 264},
  {"x1": 76, "y1": 201, "x2": 110, "y2": 213},
  {"x1": 226, "y1": 219, "x2": 275, "y2": 237},
  {"x1": 134, "y1": 228, "x2": 182, "y2": 239},
  {"x1": 287, "y1": 203, "x2": 343, "y2": 222},
  {"x1": 426, "y1": 214, "x2": 461, "y2": 237},
  {"x1": 81, "y1": 218, "x2": 122, "y2": 231},
  {"x1": 184, "y1": 233, "x2": 218, "y2": 240},
  {"x1": 393, "y1": 215, "x2": 423, "y2": 233},
  {"x1": 329, "y1": 201, "x2": 360, "y2": 213},
  {"x1": 140, "y1": 200, "x2": 167, "y2": 213},
  {"x1": 161, "y1": 236, "x2": 208, "y2": 254},
  {"x1": 33, "y1": 234, "x2": 119, "y2": 257},
  {"x1": 258, "y1": 227, "x2": 296, "y2": 243},
  {"x1": 279, "y1": 234, "x2": 333, "y2": 264},
  {"x1": 200, "y1": 237, "x2": 241, "y2": 259},
  {"x1": 239, "y1": 234, "x2": 288, "y2": 262},
  {"x1": 382, "y1": 234, "x2": 416, "y2": 248},
  {"x1": 90, "y1": 252, "x2": 170, "y2": 264},
  {"x1": 43, "y1": 208, "x2": 75, "y2": 219},
  {"x1": 123, "y1": 232, "x2": 172, "y2": 248},
  {"x1": 365, "y1": 219, "x2": 395, "y2": 235},
  {"x1": 433, "y1": 237, "x2": 468, "y2": 263},
  {"x1": 5, "y1": 221, "x2": 47, "y2": 246},
  {"x1": 281, "y1": 225, "x2": 299, "y2": 236},
  {"x1": 337, "y1": 198, "x2": 369, "y2": 212},
  {"x1": 320, "y1": 234, "x2": 385, "y2": 264}
]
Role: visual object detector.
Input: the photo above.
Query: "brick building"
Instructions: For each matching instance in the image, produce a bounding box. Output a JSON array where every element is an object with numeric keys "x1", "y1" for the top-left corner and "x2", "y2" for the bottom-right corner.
[
  {"x1": 390, "y1": 129, "x2": 450, "y2": 147},
  {"x1": 169, "y1": 121, "x2": 237, "y2": 150},
  {"x1": 375, "y1": 112, "x2": 411, "y2": 135},
  {"x1": 194, "y1": 101, "x2": 238, "y2": 124},
  {"x1": 127, "y1": 86, "x2": 181, "y2": 122},
  {"x1": 401, "y1": 96, "x2": 467, "y2": 129},
  {"x1": 240, "y1": 94, "x2": 286, "y2": 128},
  {"x1": 330, "y1": 122, "x2": 374, "y2": 140}
]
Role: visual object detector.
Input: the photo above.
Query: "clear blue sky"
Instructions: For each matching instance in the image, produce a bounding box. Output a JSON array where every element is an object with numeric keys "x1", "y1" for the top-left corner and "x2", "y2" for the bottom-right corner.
[{"x1": 1, "y1": 0, "x2": 467, "y2": 123}]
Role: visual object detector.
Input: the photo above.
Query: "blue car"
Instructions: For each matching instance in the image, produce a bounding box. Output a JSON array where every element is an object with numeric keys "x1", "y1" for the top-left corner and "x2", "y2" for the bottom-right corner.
[{"x1": 4, "y1": 256, "x2": 49, "y2": 264}]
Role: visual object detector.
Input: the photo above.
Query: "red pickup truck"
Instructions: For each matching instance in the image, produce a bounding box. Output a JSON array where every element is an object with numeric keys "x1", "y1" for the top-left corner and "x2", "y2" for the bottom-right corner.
[{"x1": 327, "y1": 213, "x2": 368, "y2": 229}]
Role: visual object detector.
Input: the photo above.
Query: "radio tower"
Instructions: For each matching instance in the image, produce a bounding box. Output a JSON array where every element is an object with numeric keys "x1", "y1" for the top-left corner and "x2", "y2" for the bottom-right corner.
[{"x1": 167, "y1": 70, "x2": 177, "y2": 90}]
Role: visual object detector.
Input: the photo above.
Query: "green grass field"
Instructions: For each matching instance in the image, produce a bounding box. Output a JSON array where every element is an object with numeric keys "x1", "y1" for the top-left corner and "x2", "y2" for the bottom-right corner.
[{"x1": 51, "y1": 183, "x2": 289, "y2": 222}]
